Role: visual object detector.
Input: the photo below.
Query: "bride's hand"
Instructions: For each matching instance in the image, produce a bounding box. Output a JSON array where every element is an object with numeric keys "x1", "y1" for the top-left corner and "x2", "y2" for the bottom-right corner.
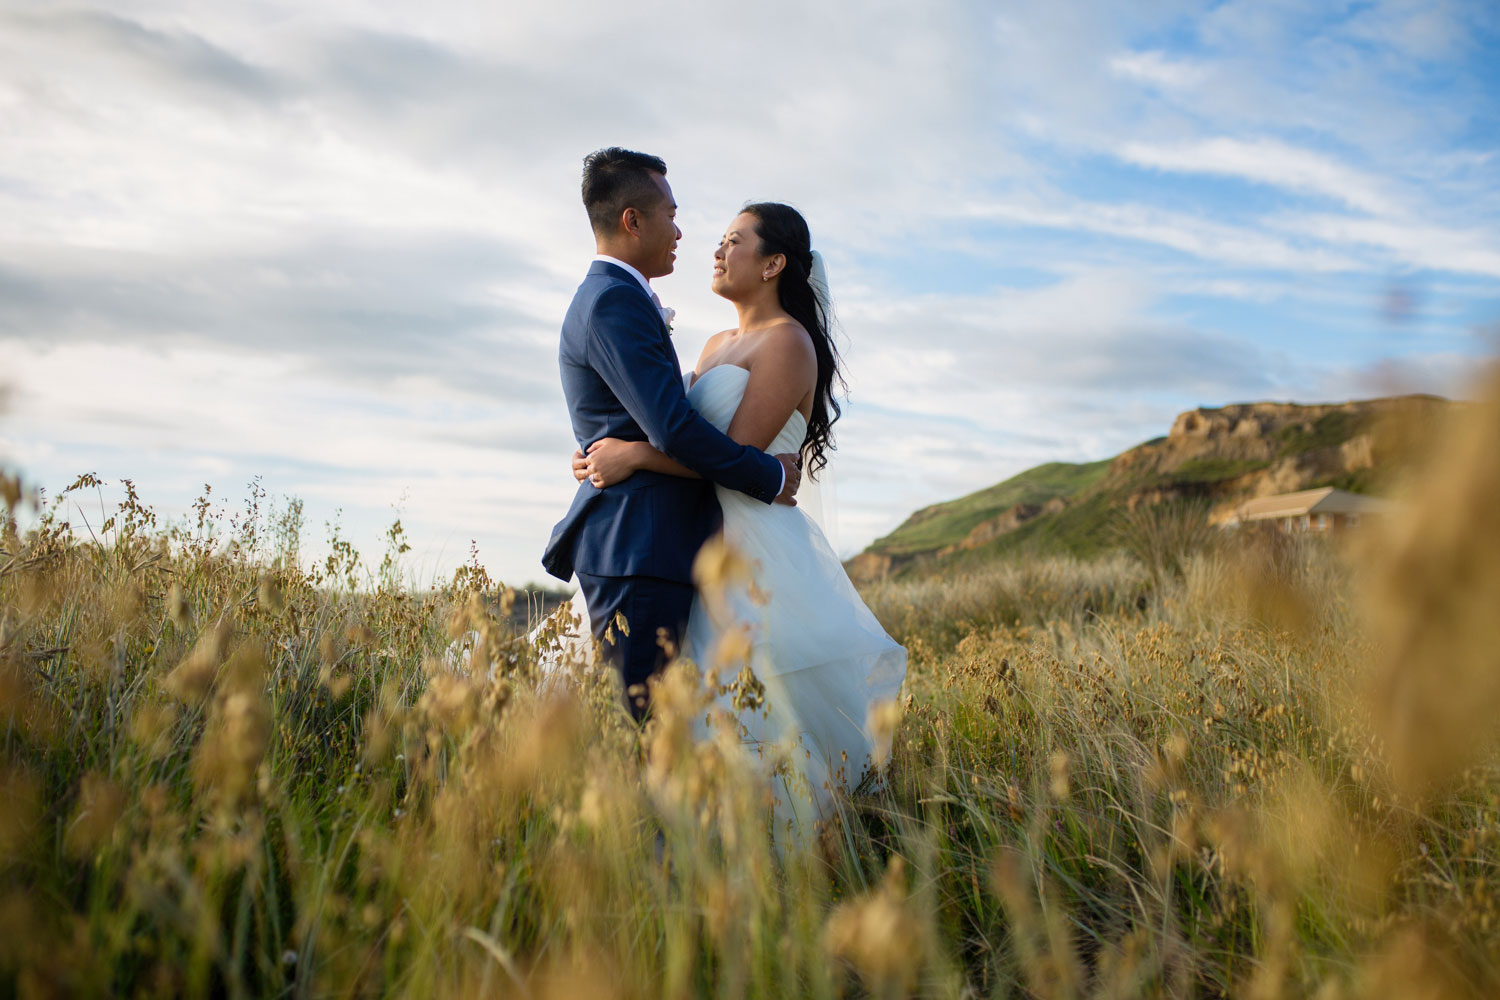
[
  {"x1": 582, "y1": 438, "x2": 645, "y2": 488},
  {"x1": 571, "y1": 448, "x2": 590, "y2": 482}
]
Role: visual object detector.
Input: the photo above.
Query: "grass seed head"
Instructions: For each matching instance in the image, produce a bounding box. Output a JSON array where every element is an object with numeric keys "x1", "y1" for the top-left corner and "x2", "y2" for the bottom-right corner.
[
  {"x1": 709, "y1": 623, "x2": 753, "y2": 675},
  {"x1": 824, "y1": 856, "x2": 925, "y2": 994},
  {"x1": 1364, "y1": 365, "x2": 1500, "y2": 795},
  {"x1": 128, "y1": 702, "x2": 178, "y2": 759},
  {"x1": 1049, "y1": 750, "x2": 1071, "y2": 801},
  {"x1": 0, "y1": 472, "x2": 20, "y2": 511},
  {"x1": 162, "y1": 619, "x2": 232, "y2": 704},
  {"x1": 190, "y1": 644, "x2": 271, "y2": 809},
  {"x1": 867, "y1": 698, "x2": 901, "y2": 769},
  {"x1": 64, "y1": 773, "x2": 126, "y2": 860},
  {"x1": 0, "y1": 766, "x2": 42, "y2": 858},
  {"x1": 256, "y1": 574, "x2": 284, "y2": 615},
  {"x1": 165, "y1": 582, "x2": 190, "y2": 630}
]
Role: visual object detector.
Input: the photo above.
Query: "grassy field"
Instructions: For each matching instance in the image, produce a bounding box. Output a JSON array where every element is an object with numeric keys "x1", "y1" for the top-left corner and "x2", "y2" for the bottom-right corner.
[{"x1": 2, "y1": 373, "x2": 1499, "y2": 998}]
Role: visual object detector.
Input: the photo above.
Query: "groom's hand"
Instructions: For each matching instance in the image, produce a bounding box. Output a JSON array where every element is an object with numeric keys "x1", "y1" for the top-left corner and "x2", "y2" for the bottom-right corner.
[
  {"x1": 773, "y1": 453, "x2": 801, "y2": 506},
  {"x1": 572, "y1": 449, "x2": 589, "y2": 482}
]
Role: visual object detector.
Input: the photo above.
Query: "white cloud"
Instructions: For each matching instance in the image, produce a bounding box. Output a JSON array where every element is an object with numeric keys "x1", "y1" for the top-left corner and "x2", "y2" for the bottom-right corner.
[
  {"x1": 1270, "y1": 213, "x2": 1500, "y2": 279},
  {"x1": 1117, "y1": 137, "x2": 1398, "y2": 216},
  {"x1": 1343, "y1": 0, "x2": 1469, "y2": 62},
  {"x1": 960, "y1": 195, "x2": 1361, "y2": 273},
  {"x1": 1108, "y1": 50, "x2": 1207, "y2": 90}
]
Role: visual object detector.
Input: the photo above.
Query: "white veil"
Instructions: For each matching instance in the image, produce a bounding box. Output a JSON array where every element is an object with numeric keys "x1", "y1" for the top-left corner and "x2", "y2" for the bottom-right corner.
[{"x1": 800, "y1": 249, "x2": 841, "y2": 555}]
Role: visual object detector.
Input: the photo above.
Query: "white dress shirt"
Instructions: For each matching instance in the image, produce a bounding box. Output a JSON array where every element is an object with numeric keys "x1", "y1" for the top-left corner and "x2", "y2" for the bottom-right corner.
[{"x1": 589, "y1": 254, "x2": 786, "y2": 497}]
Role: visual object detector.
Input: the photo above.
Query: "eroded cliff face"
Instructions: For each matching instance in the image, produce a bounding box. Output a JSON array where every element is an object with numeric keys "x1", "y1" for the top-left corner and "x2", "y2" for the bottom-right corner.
[
  {"x1": 850, "y1": 394, "x2": 1452, "y2": 582},
  {"x1": 1104, "y1": 396, "x2": 1447, "y2": 522},
  {"x1": 937, "y1": 496, "x2": 1068, "y2": 558},
  {"x1": 845, "y1": 551, "x2": 893, "y2": 583}
]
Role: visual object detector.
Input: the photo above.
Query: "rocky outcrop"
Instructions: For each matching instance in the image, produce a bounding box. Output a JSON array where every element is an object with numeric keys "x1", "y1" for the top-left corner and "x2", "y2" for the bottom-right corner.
[
  {"x1": 852, "y1": 393, "x2": 1451, "y2": 574},
  {"x1": 936, "y1": 496, "x2": 1070, "y2": 557},
  {"x1": 1340, "y1": 433, "x2": 1375, "y2": 473},
  {"x1": 1107, "y1": 397, "x2": 1446, "y2": 517},
  {"x1": 846, "y1": 551, "x2": 894, "y2": 585}
]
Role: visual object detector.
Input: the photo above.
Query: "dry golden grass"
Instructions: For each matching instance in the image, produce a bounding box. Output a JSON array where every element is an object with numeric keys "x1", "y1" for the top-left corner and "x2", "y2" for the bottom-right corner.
[{"x1": 1, "y1": 368, "x2": 1499, "y2": 997}]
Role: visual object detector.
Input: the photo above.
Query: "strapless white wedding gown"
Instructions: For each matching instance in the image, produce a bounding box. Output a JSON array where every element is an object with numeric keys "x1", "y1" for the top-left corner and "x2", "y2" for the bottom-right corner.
[{"x1": 682, "y1": 365, "x2": 907, "y2": 838}]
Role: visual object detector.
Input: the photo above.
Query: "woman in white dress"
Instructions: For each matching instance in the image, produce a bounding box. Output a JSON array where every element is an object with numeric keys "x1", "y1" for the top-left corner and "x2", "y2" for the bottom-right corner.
[{"x1": 574, "y1": 202, "x2": 906, "y2": 836}]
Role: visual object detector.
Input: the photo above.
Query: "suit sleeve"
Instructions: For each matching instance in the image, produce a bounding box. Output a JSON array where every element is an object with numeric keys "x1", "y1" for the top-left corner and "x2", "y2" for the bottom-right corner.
[{"x1": 586, "y1": 285, "x2": 783, "y2": 504}]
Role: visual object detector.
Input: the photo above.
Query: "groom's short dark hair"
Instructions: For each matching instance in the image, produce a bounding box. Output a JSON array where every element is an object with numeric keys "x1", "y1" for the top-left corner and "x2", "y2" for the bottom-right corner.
[{"x1": 582, "y1": 147, "x2": 668, "y2": 235}]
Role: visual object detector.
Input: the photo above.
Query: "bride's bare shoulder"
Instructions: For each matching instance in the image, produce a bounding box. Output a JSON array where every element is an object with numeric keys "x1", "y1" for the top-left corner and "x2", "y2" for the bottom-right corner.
[
  {"x1": 759, "y1": 320, "x2": 816, "y2": 366},
  {"x1": 696, "y1": 329, "x2": 736, "y2": 365}
]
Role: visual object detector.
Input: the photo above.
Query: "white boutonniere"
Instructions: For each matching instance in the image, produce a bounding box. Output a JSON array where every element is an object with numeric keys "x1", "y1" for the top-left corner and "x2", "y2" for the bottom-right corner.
[{"x1": 659, "y1": 304, "x2": 676, "y2": 334}]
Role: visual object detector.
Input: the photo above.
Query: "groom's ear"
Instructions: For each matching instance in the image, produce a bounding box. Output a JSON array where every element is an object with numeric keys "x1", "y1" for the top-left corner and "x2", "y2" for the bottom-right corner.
[{"x1": 620, "y1": 206, "x2": 641, "y2": 238}]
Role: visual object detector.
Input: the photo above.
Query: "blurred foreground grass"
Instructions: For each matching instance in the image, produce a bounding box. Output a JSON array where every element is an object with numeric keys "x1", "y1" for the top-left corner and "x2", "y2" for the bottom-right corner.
[{"x1": 3, "y1": 372, "x2": 1500, "y2": 998}]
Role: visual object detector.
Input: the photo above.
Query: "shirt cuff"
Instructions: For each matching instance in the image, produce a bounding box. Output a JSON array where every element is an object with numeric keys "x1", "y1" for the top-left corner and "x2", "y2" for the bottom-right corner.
[{"x1": 777, "y1": 463, "x2": 786, "y2": 496}]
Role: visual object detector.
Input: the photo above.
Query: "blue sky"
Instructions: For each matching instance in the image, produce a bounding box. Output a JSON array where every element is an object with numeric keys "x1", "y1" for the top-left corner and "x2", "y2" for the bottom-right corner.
[{"x1": 1, "y1": 0, "x2": 1497, "y2": 585}]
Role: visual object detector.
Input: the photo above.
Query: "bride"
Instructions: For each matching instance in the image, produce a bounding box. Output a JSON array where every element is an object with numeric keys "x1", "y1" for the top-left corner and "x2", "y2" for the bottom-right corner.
[{"x1": 573, "y1": 202, "x2": 907, "y2": 836}]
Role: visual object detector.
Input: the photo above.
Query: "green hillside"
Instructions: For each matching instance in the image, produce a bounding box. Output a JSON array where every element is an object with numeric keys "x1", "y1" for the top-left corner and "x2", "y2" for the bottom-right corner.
[
  {"x1": 867, "y1": 460, "x2": 1111, "y2": 556},
  {"x1": 937, "y1": 491, "x2": 1130, "y2": 568}
]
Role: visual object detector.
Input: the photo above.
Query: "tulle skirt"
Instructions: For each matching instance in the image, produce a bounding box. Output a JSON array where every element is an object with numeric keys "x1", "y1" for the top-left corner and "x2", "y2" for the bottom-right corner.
[{"x1": 685, "y1": 484, "x2": 908, "y2": 841}]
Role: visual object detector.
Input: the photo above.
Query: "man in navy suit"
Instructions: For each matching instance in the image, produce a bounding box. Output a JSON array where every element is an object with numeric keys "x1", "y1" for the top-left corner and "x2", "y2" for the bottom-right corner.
[{"x1": 542, "y1": 148, "x2": 801, "y2": 722}]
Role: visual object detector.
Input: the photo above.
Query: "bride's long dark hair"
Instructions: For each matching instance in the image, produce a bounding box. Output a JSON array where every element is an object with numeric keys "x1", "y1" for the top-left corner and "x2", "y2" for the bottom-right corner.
[{"x1": 742, "y1": 202, "x2": 845, "y2": 481}]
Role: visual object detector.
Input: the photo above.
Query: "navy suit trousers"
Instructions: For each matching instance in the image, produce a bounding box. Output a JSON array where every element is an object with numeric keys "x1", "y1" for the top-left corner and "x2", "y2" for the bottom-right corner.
[{"x1": 575, "y1": 573, "x2": 694, "y2": 723}]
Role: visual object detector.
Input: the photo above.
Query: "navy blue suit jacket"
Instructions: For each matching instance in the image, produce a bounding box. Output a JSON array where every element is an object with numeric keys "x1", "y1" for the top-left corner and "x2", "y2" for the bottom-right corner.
[{"x1": 541, "y1": 261, "x2": 782, "y2": 583}]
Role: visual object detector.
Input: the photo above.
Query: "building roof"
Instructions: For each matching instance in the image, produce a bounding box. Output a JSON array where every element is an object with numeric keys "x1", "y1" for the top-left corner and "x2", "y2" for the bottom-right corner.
[{"x1": 1235, "y1": 486, "x2": 1395, "y2": 521}]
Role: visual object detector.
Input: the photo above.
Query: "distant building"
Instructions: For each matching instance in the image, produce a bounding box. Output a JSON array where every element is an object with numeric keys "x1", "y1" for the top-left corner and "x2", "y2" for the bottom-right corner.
[{"x1": 1226, "y1": 487, "x2": 1394, "y2": 533}]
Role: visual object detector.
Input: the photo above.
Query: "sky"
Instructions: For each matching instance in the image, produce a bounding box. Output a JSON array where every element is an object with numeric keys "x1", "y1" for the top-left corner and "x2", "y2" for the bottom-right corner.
[{"x1": 1, "y1": 0, "x2": 1497, "y2": 587}]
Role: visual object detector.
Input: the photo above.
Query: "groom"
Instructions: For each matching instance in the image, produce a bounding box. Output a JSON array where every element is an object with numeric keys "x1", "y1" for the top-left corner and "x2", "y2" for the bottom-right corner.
[{"x1": 542, "y1": 147, "x2": 801, "y2": 722}]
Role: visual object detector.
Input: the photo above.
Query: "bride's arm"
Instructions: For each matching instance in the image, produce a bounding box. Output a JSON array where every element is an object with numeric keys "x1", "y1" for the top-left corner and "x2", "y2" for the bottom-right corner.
[
  {"x1": 575, "y1": 438, "x2": 699, "y2": 487},
  {"x1": 724, "y1": 325, "x2": 817, "y2": 451},
  {"x1": 573, "y1": 332, "x2": 736, "y2": 487}
]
